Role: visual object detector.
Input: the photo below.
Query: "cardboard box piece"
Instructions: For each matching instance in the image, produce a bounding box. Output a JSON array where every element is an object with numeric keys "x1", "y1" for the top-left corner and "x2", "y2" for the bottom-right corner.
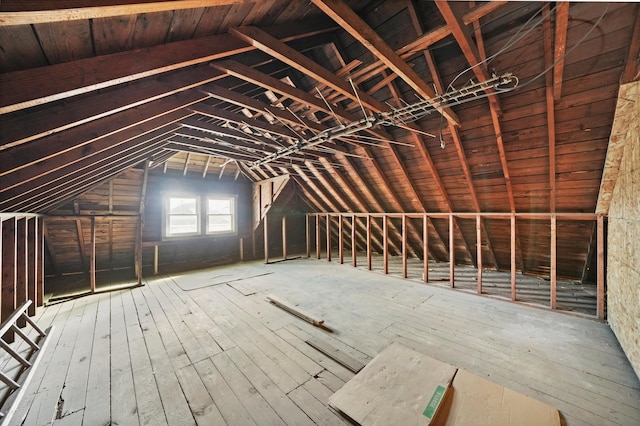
[{"x1": 329, "y1": 342, "x2": 561, "y2": 426}]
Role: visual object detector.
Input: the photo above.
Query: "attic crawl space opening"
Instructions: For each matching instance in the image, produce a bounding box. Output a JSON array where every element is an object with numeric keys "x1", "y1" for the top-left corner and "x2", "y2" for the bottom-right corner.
[{"x1": 0, "y1": 1, "x2": 639, "y2": 423}]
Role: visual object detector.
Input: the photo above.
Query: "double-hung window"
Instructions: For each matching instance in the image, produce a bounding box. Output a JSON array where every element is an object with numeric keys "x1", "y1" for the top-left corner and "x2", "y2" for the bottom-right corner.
[
  {"x1": 164, "y1": 194, "x2": 236, "y2": 238},
  {"x1": 206, "y1": 197, "x2": 235, "y2": 234},
  {"x1": 166, "y1": 196, "x2": 200, "y2": 237}
]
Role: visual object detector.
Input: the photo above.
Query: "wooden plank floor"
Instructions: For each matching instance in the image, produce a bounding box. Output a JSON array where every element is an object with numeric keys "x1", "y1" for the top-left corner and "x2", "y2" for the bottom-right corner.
[{"x1": 11, "y1": 258, "x2": 640, "y2": 425}]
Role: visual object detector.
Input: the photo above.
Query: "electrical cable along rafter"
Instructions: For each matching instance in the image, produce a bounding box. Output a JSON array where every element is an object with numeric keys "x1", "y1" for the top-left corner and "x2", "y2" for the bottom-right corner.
[{"x1": 249, "y1": 72, "x2": 519, "y2": 169}]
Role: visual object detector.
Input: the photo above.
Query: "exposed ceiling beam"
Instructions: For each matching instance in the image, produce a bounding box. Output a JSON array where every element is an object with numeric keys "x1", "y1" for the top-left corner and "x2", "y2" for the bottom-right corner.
[
  {"x1": 179, "y1": 117, "x2": 285, "y2": 148},
  {"x1": 553, "y1": 2, "x2": 570, "y2": 100},
  {"x1": 16, "y1": 136, "x2": 169, "y2": 212},
  {"x1": 190, "y1": 103, "x2": 299, "y2": 140},
  {"x1": 201, "y1": 83, "x2": 325, "y2": 133},
  {"x1": 543, "y1": 4, "x2": 557, "y2": 213},
  {"x1": 212, "y1": 59, "x2": 346, "y2": 118},
  {"x1": 310, "y1": 0, "x2": 460, "y2": 127},
  {"x1": 334, "y1": 1, "x2": 506, "y2": 96},
  {"x1": 229, "y1": 25, "x2": 390, "y2": 113},
  {"x1": 182, "y1": 153, "x2": 192, "y2": 176},
  {"x1": 0, "y1": 17, "x2": 335, "y2": 114},
  {"x1": 304, "y1": 161, "x2": 380, "y2": 253},
  {"x1": 202, "y1": 156, "x2": 212, "y2": 178},
  {"x1": 167, "y1": 138, "x2": 261, "y2": 161},
  {"x1": 0, "y1": 66, "x2": 225, "y2": 150},
  {"x1": 0, "y1": 90, "x2": 205, "y2": 190},
  {"x1": 228, "y1": 23, "x2": 460, "y2": 229},
  {"x1": 318, "y1": 157, "x2": 399, "y2": 255},
  {"x1": 0, "y1": 1, "x2": 251, "y2": 25},
  {"x1": 436, "y1": 0, "x2": 516, "y2": 213},
  {"x1": 40, "y1": 146, "x2": 166, "y2": 213}
]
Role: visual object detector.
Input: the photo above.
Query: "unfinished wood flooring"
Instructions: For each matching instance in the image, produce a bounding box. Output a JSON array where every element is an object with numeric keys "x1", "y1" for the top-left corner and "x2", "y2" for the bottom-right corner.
[{"x1": 11, "y1": 258, "x2": 640, "y2": 425}]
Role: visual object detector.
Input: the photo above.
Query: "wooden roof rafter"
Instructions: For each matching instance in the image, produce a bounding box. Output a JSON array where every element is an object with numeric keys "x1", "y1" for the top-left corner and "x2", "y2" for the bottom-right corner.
[
  {"x1": 190, "y1": 103, "x2": 300, "y2": 140},
  {"x1": 0, "y1": 90, "x2": 202, "y2": 213},
  {"x1": 543, "y1": 4, "x2": 557, "y2": 213},
  {"x1": 178, "y1": 117, "x2": 292, "y2": 151},
  {"x1": 552, "y1": 2, "x2": 570, "y2": 100},
  {"x1": 0, "y1": 67, "x2": 226, "y2": 151},
  {"x1": 224, "y1": 25, "x2": 461, "y2": 236},
  {"x1": 0, "y1": 17, "x2": 336, "y2": 114},
  {"x1": 303, "y1": 161, "x2": 383, "y2": 254},
  {"x1": 230, "y1": 25, "x2": 395, "y2": 115},
  {"x1": 14, "y1": 134, "x2": 171, "y2": 213},
  {"x1": 381, "y1": 68, "x2": 475, "y2": 265},
  {"x1": 36, "y1": 143, "x2": 168, "y2": 213},
  {"x1": 436, "y1": 0, "x2": 516, "y2": 214},
  {"x1": 316, "y1": 157, "x2": 398, "y2": 255},
  {"x1": 310, "y1": 0, "x2": 460, "y2": 127}
]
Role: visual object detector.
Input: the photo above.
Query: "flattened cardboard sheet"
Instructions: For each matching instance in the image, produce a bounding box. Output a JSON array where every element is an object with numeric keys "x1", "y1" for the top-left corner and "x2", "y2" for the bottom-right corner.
[
  {"x1": 433, "y1": 369, "x2": 561, "y2": 426},
  {"x1": 328, "y1": 342, "x2": 456, "y2": 425}
]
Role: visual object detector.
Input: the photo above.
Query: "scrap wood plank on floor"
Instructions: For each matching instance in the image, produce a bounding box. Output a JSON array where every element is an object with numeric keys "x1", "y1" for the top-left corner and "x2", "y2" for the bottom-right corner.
[{"x1": 267, "y1": 294, "x2": 327, "y2": 328}]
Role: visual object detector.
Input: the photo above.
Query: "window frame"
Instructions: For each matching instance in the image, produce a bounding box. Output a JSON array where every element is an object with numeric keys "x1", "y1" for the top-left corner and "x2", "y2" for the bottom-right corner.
[
  {"x1": 162, "y1": 193, "x2": 238, "y2": 240},
  {"x1": 205, "y1": 195, "x2": 237, "y2": 235},
  {"x1": 163, "y1": 194, "x2": 201, "y2": 238}
]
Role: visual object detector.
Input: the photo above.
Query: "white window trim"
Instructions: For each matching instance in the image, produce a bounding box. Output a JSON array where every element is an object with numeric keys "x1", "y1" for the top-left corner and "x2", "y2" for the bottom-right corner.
[
  {"x1": 163, "y1": 193, "x2": 238, "y2": 239},
  {"x1": 164, "y1": 194, "x2": 201, "y2": 238},
  {"x1": 205, "y1": 195, "x2": 237, "y2": 236}
]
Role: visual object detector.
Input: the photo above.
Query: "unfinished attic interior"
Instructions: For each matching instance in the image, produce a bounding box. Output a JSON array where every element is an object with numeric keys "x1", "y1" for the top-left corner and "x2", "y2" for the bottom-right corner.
[{"x1": 0, "y1": 0, "x2": 639, "y2": 424}]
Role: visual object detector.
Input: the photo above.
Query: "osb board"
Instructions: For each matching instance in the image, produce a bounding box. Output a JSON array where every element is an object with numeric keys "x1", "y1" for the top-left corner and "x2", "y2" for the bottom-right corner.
[
  {"x1": 596, "y1": 81, "x2": 639, "y2": 214},
  {"x1": 434, "y1": 369, "x2": 561, "y2": 426},
  {"x1": 606, "y1": 80, "x2": 640, "y2": 379},
  {"x1": 328, "y1": 342, "x2": 456, "y2": 425}
]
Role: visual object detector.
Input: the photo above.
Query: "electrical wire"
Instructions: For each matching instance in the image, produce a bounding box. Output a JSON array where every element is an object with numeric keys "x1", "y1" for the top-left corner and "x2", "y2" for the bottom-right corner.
[
  {"x1": 515, "y1": 2, "x2": 610, "y2": 90},
  {"x1": 446, "y1": 2, "x2": 555, "y2": 93}
]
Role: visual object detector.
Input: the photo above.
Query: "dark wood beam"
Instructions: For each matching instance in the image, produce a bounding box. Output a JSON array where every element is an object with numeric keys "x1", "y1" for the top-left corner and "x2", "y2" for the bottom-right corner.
[
  {"x1": 335, "y1": 1, "x2": 506, "y2": 94},
  {"x1": 0, "y1": 90, "x2": 205, "y2": 196},
  {"x1": 229, "y1": 25, "x2": 390, "y2": 113},
  {"x1": 0, "y1": 67, "x2": 224, "y2": 150},
  {"x1": 166, "y1": 140, "x2": 261, "y2": 161},
  {"x1": 15, "y1": 217, "x2": 27, "y2": 327},
  {"x1": 180, "y1": 117, "x2": 280, "y2": 146},
  {"x1": 436, "y1": 0, "x2": 516, "y2": 213},
  {"x1": 41, "y1": 145, "x2": 167, "y2": 213},
  {"x1": 26, "y1": 217, "x2": 38, "y2": 315},
  {"x1": 310, "y1": 0, "x2": 460, "y2": 126},
  {"x1": 13, "y1": 134, "x2": 171, "y2": 212},
  {"x1": 2, "y1": 217, "x2": 17, "y2": 341},
  {"x1": 543, "y1": 4, "x2": 557, "y2": 213},
  {"x1": 553, "y1": 2, "x2": 570, "y2": 100},
  {"x1": 0, "y1": 18, "x2": 336, "y2": 113},
  {"x1": 202, "y1": 83, "x2": 323, "y2": 132}
]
